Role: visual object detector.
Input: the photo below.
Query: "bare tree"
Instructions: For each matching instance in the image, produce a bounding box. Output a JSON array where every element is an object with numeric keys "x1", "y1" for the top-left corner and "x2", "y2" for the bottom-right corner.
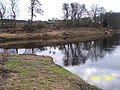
[
  {"x1": 70, "y1": 2, "x2": 78, "y2": 20},
  {"x1": 69, "y1": 3, "x2": 87, "y2": 21},
  {"x1": 29, "y1": 0, "x2": 43, "y2": 24},
  {"x1": 77, "y1": 4, "x2": 87, "y2": 20},
  {"x1": 90, "y1": 4, "x2": 106, "y2": 23},
  {"x1": 62, "y1": 3, "x2": 69, "y2": 20},
  {"x1": 10, "y1": 0, "x2": 18, "y2": 20},
  {"x1": 9, "y1": 0, "x2": 18, "y2": 28},
  {"x1": 0, "y1": 0, "x2": 6, "y2": 27}
]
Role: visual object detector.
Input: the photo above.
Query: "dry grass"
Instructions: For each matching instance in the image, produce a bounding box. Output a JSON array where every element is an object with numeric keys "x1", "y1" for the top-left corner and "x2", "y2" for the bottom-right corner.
[
  {"x1": 0, "y1": 28, "x2": 106, "y2": 48},
  {"x1": 0, "y1": 28, "x2": 105, "y2": 41},
  {"x1": 0, "y1": 27, "x2": 107, "y2": 49}
]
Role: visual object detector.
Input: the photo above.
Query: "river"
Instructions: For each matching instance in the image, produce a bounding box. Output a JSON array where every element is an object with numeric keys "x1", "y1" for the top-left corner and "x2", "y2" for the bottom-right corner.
[{"x1": 0, "y1": 34, "x2": 120, "y2": 90}]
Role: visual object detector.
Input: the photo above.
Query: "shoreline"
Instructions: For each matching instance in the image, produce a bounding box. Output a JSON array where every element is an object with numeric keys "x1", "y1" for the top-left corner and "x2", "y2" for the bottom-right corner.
[
  {"x1": 0, "y1": 55, "x2": 101, "y2": 90},
  {"x1": 0, "y1": 28, "x2": 109, "y2": 89},
  {"x1": 0, "y1": 27, "x2": 107, "y2": 48}
]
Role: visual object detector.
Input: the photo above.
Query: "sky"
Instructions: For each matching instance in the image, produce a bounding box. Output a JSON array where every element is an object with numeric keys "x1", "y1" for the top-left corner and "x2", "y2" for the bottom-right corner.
[{"x1": 17, "y1": 0, "x2": 120, "y2": 21}]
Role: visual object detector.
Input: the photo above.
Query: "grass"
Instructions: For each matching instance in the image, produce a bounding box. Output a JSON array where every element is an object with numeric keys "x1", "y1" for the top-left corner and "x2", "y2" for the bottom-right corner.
[
  {"x1": 0, "y1": 28, "x2": 106, "y2": 48},
  {"x1": 0, "y1": 55, "x2": 101, "y2": 90},
  {"x1": 0, "y1": 27, "x2": 105, "y2": 41}
]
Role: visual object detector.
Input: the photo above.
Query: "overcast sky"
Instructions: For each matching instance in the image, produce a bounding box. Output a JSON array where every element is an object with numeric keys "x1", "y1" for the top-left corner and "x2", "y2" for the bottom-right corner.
[{"x1": 18, "y1": 0, "x2": 120, "y2": 21}]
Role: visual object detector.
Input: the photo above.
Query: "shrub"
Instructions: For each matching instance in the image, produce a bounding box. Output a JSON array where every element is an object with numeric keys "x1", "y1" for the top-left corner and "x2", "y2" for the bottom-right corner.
[
  {"x1": 36, "y1": 23, "x2": 45, "y2": 29},
  {"x1": 23, "y1": 24, "x2": 34, "y2": 32}
]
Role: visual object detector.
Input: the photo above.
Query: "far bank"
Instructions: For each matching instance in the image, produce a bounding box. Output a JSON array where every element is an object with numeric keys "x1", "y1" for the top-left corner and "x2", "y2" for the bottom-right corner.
[{"x1": 0, "y1": 27, "x2": 111, "y2": 48}]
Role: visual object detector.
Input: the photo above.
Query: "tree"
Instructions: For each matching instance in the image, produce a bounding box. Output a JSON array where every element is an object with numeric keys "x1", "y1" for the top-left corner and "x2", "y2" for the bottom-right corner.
[
  {"x1": 69, "y1": 3, "x2": 87, "y2": 21},
  {"x1": 77, "y1": 4, "x2": 87, "y2": 20},
  {"x1": 101, "y1": 12, "x2": 120, "y2": 29},
  {"x1": 62, "y1": 3, "x2": 69, "y2": 20},
  {"x1": 29, "y1": 0, "x2": 43, "y2": 24},
  {"x1": 62, "y1": 2, "x2": 107, "y2": 27},
  {"x1": 10, "y1": 0, "x2": 18, "y2": 20},
  {"x1": 68, "y1": 3, "x2": 88, "y2": 27},
  {"x1": 0, "y1": 0, "x2": 6, "y2": 27},
  {"x1": 90, "y1": 4, "x2": 106, "y2": 23},
  {"x1": 70, "y1": 2, "x2": 78, "y2": 21},
  {"x1": 9, "y1": 0, "x2": 18, "y2": 28}
]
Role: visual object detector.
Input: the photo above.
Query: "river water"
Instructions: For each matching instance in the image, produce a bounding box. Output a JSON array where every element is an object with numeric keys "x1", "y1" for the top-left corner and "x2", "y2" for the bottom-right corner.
[{"x1": 0, "y1": 34, "x2": 120, "y2": 90}]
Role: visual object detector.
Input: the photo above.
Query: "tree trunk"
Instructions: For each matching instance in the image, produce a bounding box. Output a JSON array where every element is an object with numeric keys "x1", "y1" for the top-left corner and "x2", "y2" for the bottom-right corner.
[
  {"x1": 31, "y1": 6, "x2": 34, "y2": 25},
  {"x1": 0, "y1": 12, "x2": 3, "y2": 28}
]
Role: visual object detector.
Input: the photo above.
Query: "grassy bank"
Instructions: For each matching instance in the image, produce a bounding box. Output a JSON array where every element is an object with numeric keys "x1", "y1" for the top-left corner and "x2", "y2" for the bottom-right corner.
[
  {"x1": 0, "y1": 28, "x2": 106, "y2": 48},
  {"x1": 0, "y1": 28, "x2": 105, "y2": 41},
  {"x1": 0, "y1": 55, "x2": 101, "y2": 90}
]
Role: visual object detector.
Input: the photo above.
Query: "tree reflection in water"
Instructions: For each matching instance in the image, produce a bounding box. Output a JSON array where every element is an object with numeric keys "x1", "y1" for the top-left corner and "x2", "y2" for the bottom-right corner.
[
  {"x1": 59, "y1": 35, "x2": 120, "y2": 66},
  {"x1": 0, "y1": 34, "x2": 120, "y2": 66}
]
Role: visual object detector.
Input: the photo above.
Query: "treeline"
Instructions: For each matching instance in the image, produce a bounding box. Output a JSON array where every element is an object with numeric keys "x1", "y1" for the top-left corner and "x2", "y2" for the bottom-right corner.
[
  {"x1": 62, "y1": 2, "x2": 120, "y2": 29},
  {"x1": 0, "y1": 0, "x2": 120, "y2": 32},
  {"x1": 0, "y1": 0, "x2": 43, "y2": 29}
]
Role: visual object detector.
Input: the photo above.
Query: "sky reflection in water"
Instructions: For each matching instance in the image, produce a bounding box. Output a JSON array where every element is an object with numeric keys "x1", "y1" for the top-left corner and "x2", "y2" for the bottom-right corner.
[{"x1": 35, "y1": 46, "x2": 120, "y2": 90}]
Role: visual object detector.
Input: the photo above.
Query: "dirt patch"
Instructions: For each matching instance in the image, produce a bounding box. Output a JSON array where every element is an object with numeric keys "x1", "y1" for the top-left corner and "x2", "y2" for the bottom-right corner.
[
  {"x1": 0, "y1": 57, "x2": 18, "y2": 89},
  {"x1": 0, "y1": 66, "x2": 15, "y2": 89},
  {"x1": 0, "y1": 68, "x2": 17, "y2": 82}
]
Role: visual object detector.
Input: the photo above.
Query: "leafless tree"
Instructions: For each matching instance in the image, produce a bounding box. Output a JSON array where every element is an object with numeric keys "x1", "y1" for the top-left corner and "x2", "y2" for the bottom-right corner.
[
  {"x1": 77, "y1": 4, "x2": 87, "y2": 20},
  {"x1": 29, "y1": 0, "x2": 43, "y2": 24},
  {"x1": 90, "y1": 4, "x2": 106, "y2": 22},
  {"x1": 0, "y1": 0, "x2": 6, "y2": 27},
  {"x1": 62, "y1": 3, "x2": 69, "y2": 20},
  {"x1": 68, "y1": 3, "x2": 87, "y2": 21},
  {"x1": 70, "y1": 2, "x2": 78, "y2": 20},
  {"x1": 10, "y1": 0, "x2": 18, "y2": 20},
  {"x1": 9, "y1": 0, "x2": 18, "y2": 28}
]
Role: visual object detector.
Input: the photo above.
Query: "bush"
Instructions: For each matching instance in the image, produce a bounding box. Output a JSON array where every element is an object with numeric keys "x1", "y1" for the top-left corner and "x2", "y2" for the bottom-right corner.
[
  {"x1": 36, "y1": 23, "x2": 45, "y2": 29},
  {"x1": 23, "y1": 24, "x2": 35, "y2": 32}
]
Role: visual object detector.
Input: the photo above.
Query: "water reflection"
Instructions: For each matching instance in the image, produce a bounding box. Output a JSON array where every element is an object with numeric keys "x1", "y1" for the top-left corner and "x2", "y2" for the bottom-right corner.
[
  {"x1": 0, "y1": 34, "x2": 120, "y2": 90},
  {"x1": 1, "y1": 36, "x2": 117, "y2": 66}
]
